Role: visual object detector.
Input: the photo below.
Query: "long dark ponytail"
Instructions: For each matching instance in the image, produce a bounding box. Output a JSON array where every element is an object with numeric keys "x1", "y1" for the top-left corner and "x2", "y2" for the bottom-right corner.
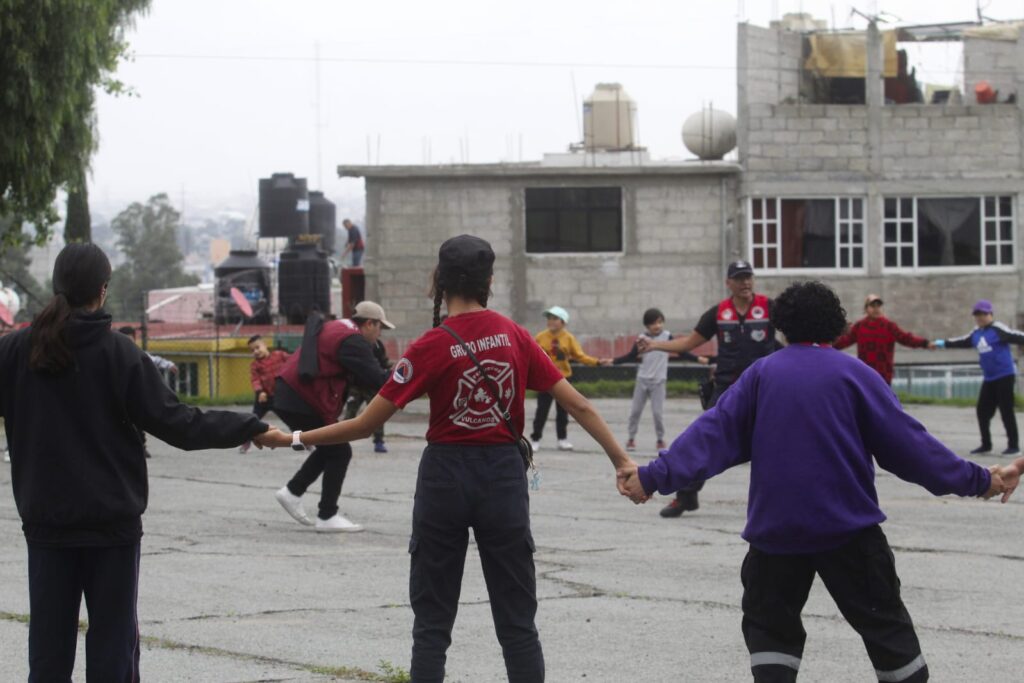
[
  {"x1": 430, "y1": 235, "x2": 496, "y2": 327},
  {"x1": 29, "y1": 243, "x2": 111, "y2": 373}
]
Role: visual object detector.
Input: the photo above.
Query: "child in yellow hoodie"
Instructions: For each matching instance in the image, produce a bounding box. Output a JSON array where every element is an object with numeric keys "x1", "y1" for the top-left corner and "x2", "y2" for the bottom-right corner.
[{"x1": 530, "y1": 306, "x2": 600, "y2": 451}]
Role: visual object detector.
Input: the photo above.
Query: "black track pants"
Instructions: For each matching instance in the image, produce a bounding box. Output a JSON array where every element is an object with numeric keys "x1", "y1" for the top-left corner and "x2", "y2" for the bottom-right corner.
[
  {"x1": 976, "y1": 375, "x2": 1018, "y2": 450},
  {"x1": 741, "y1": 526, "x2": 927, "y2": 683}
]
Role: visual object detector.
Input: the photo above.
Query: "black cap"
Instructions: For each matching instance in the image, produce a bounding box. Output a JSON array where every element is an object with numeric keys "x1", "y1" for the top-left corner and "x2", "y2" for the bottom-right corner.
[
  {"x1": 727, "y1": 260, "x2": 754, "y2": 278},
  {"x1": 438, "y1": 234, "x2": 495, "y2": 275}
]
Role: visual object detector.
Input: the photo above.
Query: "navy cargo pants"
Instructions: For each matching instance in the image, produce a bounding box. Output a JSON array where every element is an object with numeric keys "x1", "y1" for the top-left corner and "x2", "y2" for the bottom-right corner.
[
  {"x1": 741, "y1": 525, "x2": 927, "y2": 683},
  {"x1": 409, "y1": 443, "x2": 544, "y2": 683}
]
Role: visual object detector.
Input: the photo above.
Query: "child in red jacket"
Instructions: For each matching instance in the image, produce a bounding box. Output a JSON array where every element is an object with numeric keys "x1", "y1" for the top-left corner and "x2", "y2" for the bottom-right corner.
[{"x1": 240, "y1": 334, "x2": 289, "y2": 453}]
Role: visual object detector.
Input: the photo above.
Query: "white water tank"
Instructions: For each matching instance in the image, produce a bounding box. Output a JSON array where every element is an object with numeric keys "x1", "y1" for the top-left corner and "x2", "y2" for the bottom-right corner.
[
  {"x1": 583, "y1": 83, "x2": 637, "y2": 151},
  {"x1": 682, "y1": 108, "x2": 737, "y2": 160}
]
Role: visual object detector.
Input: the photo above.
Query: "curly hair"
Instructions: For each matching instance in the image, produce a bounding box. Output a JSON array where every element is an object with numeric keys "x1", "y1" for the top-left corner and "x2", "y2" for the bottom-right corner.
[{"x1": 773, "y1": 281, "x2": 847, "y2": 344}]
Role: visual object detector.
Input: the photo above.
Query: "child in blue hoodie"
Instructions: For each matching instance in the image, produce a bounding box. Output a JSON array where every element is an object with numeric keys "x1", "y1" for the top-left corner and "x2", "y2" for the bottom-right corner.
[
  {"x1": 618, "y1": 281, "x2": 1019, "y2": 683},
  {"x1": 935, "y1": 299, "x2": 1024, "y2": 455}
]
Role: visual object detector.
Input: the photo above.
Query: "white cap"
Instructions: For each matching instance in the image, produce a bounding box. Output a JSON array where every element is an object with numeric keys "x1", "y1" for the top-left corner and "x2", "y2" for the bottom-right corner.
[{"x1": 353, "y1": 300, "x2": 395, "y2": 329}]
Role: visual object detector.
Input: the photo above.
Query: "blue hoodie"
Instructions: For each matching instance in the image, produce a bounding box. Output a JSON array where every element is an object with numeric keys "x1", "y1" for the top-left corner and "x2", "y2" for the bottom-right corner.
[
  {"x1": 943, "y1": 322, "x2": 1024, "y2": 382},
  {"x1": 638, "y1": 345, "x2": 990, "y2": 555}
]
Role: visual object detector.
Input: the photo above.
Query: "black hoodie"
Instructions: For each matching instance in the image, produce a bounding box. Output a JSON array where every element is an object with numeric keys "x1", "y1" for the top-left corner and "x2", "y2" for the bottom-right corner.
[{"x1": 0, "y1": 310, "x2": 268, "y2": 546}]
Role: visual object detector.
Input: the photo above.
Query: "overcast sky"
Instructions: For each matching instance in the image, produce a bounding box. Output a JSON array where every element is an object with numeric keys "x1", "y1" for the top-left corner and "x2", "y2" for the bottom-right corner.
[{"x1": 87, "y1": 0, "x2": 1024, "y2": 217}]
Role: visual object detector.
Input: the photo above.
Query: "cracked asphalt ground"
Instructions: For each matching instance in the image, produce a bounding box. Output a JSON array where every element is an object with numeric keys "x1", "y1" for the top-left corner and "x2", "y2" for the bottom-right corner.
[{"x1": 1, "y1": 397, "x2": 1023, "y2": 681}]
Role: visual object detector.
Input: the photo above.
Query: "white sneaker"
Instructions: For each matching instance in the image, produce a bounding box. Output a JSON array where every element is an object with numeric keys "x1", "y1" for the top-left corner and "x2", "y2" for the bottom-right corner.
[
  {"x1": 2, "y1": 450, "x2": 8, "y2": 463},
  {"x1": 557, "y1": 439, "x2": 574, "y2": 451},
  {"x1": 274, "y1": 486, "x2": 314, "y2": 526},
  {"x1": 315, "y1": 514, "x2": 364, "y2": 533},
  {"x1": 530, "y1": 440, "x2": 540, "y2": 451}
]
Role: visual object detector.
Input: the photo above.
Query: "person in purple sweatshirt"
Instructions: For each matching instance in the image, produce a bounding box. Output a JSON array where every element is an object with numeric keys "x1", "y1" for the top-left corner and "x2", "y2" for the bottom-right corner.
[{"x1": 617, "y1": 281, "x2": 1018, "y2": 683}]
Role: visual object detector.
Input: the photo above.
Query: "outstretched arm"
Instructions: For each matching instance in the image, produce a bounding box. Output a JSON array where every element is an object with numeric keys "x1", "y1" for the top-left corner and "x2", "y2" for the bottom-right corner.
[
  {"x1": 549, "y1": 379, "x2": 633, "y2": 470},
  {"x1": 993, "y1": 323, "x2": 1024, "y2": 346},
  {"x1": 643, "y1": 331, "x2": 708, "y2": 355},
  {"x1": 890, "y1": 321, "x2": 929, "y2": 349},
  {"x1": 260, "y1": 394, "x2": 400, "y2": 449}
]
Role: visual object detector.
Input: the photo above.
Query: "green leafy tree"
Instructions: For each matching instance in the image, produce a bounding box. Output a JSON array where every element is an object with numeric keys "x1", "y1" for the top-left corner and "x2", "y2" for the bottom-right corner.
[
  {"x1": 0, "y1": 219, "x2": 48, "y2": 321},
  {"x1": 0, "y1": 0, "x2": 151, "y2": 246},
  {"x1": 107, "y1": 194, "x2": 198, "y2": 320},
  {"x1": 64, "y1": 172, "x2": 92, "y2": 243}
]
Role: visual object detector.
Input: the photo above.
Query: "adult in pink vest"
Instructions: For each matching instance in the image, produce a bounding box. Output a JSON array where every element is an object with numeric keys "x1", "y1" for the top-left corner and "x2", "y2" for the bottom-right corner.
[
  {"x1": 640, "y1": 260, "x2": 778, "y2": 518},
  {"x1": 273, "y1": 302, "x2": 393, "y2": 532}
]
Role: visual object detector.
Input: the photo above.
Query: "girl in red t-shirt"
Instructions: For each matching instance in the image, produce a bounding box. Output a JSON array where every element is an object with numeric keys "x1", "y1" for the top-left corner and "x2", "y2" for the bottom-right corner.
[{"x1": 258, "y1": 234, "x2": 637, "y2": 681}]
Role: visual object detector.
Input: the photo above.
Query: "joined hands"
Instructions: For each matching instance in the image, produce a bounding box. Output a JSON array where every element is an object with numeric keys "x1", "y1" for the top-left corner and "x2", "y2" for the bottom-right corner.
[
  {"x1": 615, "y1": 460, "x2": 650, "y2": 504},
  {"x1": 253, "y1": 427, "x2": 290, "y2": 449}
]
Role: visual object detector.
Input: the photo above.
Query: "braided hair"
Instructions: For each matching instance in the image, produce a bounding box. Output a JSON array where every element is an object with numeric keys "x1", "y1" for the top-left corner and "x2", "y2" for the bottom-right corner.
[{"x1": 430, "y1": 266, "x2": 492, "y2": 328}]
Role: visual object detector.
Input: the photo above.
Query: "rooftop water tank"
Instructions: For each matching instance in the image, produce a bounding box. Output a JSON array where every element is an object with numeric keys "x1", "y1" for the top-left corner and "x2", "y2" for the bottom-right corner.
[
  {"x1": 259, "y1": 173, "x2": 309, "y2": 238},
  {"x1": 682, "y1": 108, "x2": 737, "y2": 160},
  {"x1": 583, "y1": 83, "x2": 637, "y2": 151},
  {"x1": 308, "y1": 191, "x2": 337, "y2": 253},
  {"x1": 278, "y1": 243, "x2": 331, "y2": 324},
  {"x1": 213, "y1": 250, "x2": 272, "y2": 324}
]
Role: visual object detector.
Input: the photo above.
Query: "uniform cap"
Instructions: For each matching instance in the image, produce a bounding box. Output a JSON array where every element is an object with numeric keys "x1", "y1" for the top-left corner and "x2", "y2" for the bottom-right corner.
[
  {"x1": 544, "y1": 306, "x2": 570, "y2": 323},
  {"x1": 353, "y1": 300, "x2": 395, "y2": 329},
  {"x1": 864, "y1": 294, "x2": 883, "y2": 308},
  {"x1": 972, "y1": 299, "x2": 993, "y2": 314},
  {"x1": 438, "y1": 234, "x2": 495, "y2": 276},
  {"x1": 727, "y1": 260, "x2": 754, "y2": 278}
]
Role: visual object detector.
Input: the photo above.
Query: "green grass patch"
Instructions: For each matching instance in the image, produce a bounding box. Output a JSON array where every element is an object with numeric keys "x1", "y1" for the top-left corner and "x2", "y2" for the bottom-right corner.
[{"x1": 528, "y1": 379, "x2": 703, "y2": 399}]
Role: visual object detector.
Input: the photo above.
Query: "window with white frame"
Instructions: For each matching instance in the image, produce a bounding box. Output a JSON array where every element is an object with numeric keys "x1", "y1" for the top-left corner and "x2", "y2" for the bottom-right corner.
[
  {"x1": 883, "y1": 196, "x2": 1015, "y2": 269},
  {"x1": 749, "y1": 197, "x2": 864, "y2": 270}
]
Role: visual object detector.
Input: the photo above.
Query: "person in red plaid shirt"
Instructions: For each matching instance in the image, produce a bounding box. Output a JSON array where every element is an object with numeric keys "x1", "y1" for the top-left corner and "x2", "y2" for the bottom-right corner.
[
  {"x1": 239, "y1": 334, "x2": 290, "y2": 452},
  {"x1": 834, "y1": 294, "x2": 934, "y2": 385}
]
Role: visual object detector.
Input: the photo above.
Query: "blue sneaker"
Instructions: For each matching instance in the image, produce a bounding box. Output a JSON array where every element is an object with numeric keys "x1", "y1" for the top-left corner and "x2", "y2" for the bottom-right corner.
[{"x1": 374, "y1": 441, "x2": 388, "y2": 453}]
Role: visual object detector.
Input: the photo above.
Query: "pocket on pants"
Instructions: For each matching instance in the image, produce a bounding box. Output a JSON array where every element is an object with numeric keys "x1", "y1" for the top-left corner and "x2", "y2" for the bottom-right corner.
[{"x1": 860, "y1": 532, "x2": 900, "y2": 607}]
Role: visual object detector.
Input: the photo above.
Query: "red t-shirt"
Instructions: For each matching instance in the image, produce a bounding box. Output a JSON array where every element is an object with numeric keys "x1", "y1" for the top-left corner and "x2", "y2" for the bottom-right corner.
[{"x1": 379, "y1": 309, "x2": 564, "y2": 444}]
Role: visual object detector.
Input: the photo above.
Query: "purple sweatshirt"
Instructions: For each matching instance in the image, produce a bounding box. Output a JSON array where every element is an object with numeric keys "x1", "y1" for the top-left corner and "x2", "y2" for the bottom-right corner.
[{"x1": 638, "y1": 344, "x2": 991, "y2": 554}]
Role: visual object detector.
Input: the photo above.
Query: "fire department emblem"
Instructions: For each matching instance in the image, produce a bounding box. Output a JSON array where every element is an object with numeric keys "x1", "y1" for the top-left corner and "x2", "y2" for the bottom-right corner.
[
  {"x1": 751, "y1": 306, "x2": 765, "y2": 319},
  {"x1": 450, "y1": 359, "x2": 515, "y2": 430},
  {"x1": 721, "y1": 308, "x2": 734, "y2": 320},
  {"x1": 751, "y1": 330, "x2": 766, "y2": 342}
]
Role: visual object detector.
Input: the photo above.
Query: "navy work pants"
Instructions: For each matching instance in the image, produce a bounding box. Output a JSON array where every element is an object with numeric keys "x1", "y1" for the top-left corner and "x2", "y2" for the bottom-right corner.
[
  {"x1": 409, "y1": 444, "x2": 543, "y2": 683},
  {"x1": 741, "y1": 526, "x2": 927, "y2": 683},
  {"x1": 27, "y1": 542, "x2": 141, "y2": 682}
]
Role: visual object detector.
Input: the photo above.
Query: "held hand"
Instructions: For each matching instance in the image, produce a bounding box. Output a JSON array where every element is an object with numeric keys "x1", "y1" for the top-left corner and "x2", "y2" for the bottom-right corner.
[
  {"x1": 636, "y1": 336, "x2": 651, "y2": 354},
  {"x1": 927, "y1": 341, "x2": 937, "y2": 350},
  {"x1": 258, "y1": 391, "x2": 269, "y2": 404},
  {"x1": 616, "y1": 462, "x2": 649, "y2": 504},
  {"x1": 697, "y1": 355, "x2": 710, "y2": 365},
  {"x1": 599, "y1": 358, "x2": 613, "y2": 367},
  {"x1": 984, "y1": 466, "x2": 1007, "y2": 500},
  {"x1": 253, "y1": 427, "x2": 290, "y2": 450},
  {"x1": 991, "y1": 462, "x2": 1022, "y2": 503},
  {"x1": 169, "y1": 364, "x2": 178, "y2": 374}
]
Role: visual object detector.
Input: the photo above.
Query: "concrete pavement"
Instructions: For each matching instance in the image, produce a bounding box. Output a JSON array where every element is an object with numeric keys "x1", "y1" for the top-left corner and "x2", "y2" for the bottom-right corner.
[{"x1": 1, "y1": 397, "x2": 1023, "y2": 681}]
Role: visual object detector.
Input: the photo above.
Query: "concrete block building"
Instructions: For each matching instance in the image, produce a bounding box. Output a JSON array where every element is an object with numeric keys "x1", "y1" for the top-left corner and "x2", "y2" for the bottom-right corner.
[
  {"x1": 340, "y1": 159, "x2": 738, "y2": 344},
  {"x1": 343, "y1": 17, "x2": 1024, "y2": 345},
  {"x1": 738, "y1": 19, "x2": 1024, "y2": 338}
]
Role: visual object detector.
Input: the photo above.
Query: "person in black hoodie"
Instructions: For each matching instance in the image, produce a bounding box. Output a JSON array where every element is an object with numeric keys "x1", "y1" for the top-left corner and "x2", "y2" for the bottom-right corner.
[{"x1": 0, "y1": 243, "x2": 269, "y2": 682}]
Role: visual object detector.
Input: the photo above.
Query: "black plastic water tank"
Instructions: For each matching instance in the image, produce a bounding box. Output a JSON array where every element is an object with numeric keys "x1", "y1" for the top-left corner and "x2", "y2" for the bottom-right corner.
[
  {"x1": 259, "y1": 173, "x2": 309, "y2": 237},
  {"x1": 308, "y1": 191, "x2": 336, "y2": 253},
  {"x1": 278, "y1": 243, "x2": 331, "y2": 324},
  {"x1": 214, "y1": 250, "x2": 272, "y2": 324}
]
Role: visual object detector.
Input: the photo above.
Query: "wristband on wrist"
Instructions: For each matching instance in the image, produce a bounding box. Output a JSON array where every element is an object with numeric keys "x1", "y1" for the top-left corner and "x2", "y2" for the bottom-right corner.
[{"x1": 291, "y1": 430, "x2": 306, "y2": 451}]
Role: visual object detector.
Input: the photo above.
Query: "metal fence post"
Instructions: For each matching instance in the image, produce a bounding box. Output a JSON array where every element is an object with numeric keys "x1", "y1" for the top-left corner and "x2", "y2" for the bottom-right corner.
[{"x1": 208, "y1": 353, "x2": 215, "y2": 397}]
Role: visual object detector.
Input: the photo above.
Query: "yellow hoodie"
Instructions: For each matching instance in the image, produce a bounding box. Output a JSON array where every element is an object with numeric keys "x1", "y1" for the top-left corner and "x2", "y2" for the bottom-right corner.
[{"x1": 534, "y1": 328, "x2": 599, "y2": 378}]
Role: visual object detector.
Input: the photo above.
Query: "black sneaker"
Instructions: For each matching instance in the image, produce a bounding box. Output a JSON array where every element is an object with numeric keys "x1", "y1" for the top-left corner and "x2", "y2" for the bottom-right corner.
[
  {"x1": 1003, "y1": 447, "x2": 1020, "y2": 455},
  {"x1": 970, "y1": 445, "x2": 992, "y2": 454},
  {"x1": 659, "y1": 498, "x2": 687, "y2": 518},
  {"x1": 678, "y1": 491, "x2": 700, "y2": 512}
]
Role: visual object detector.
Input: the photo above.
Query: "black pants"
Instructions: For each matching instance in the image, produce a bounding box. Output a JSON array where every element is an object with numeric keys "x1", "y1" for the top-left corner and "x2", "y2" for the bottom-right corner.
[
  {"x1": 409, "y1": 444, "x2": 543, "y2": 683},
  {"x1": 278, "y1": 408, "x2": 353, "y2": 521},
  {"x1": 252, "y1": 394, "x2": 275, "y2": 421},
  {"x1": 977, "y1": 375, "x2": 1018, "y2": 449},
  {"x1": 530, "y1": 392, "x2": 567, "y2": 442},
  {"x1": 674, "y1": 382, "x2": 730, "y2": 500},
  {"x1": 741, "y1": 526, "x2": 927, "y2": 683},
  {"x1": 344, "y1": 387, "x2": 385, "y2": 443},
  {"x1": 28, "y1": 542, "x2": 141, "y2": 682}
]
